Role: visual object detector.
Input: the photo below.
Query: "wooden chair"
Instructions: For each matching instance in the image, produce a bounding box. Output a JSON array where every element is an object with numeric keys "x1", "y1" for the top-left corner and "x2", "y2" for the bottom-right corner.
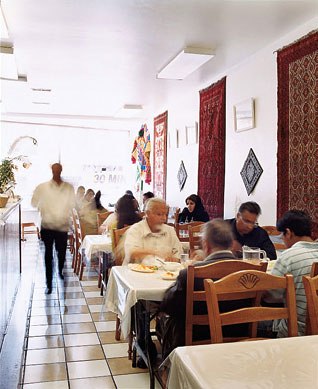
[
  {"x1": 72, "y1": 208, "x2": 85, "y2": 278},
  {"x1": 204, "y1": 270, "x2": 298, "y2": 343},
  {"x1": 304, "y1": 262, "x2": 318, "y2": 335},
  {"x1": 185, "y1": 260, "x2": 268, "y2": 346},
  {"x1": 303, "y1": 273, "x2": 318, "y2": 335},
  {"x1": 174, "y1": 208, "x2": 180, "y2": 226},
  {"x1": 21, "y1": 222, "x2": 40, "y2": 241},
  {"x1": 176, "y1": 221, "x2": 204, "y2": 242},
  {"x1": 113, "y1": 225, "x2": 130, "y2": 266},
  {"x1": 97, "y1": 211, "x2": 113, "y2": 228},
  {"x1": 261, "y1": 225, "x2": 286, "y2": 250},
  {"x1": 188, "y1": 223, "x2": 204, "y2": 255}
]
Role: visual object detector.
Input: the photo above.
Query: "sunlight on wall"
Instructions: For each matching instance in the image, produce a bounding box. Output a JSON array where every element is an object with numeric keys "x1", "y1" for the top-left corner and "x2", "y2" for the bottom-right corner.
[{"x1": 1, "y1": 123, "x2": 134, "y2": 209}]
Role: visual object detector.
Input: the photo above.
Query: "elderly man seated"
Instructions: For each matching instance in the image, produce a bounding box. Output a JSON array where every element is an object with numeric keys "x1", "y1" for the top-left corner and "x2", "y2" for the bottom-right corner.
[
  {"x1": 123, "y1": 197, "x2": 182, "y2": 265},
  {"x1": 227, "y1": 201, "x2": 277, "y2": 259},
  {"x1": 122, "y1": 197, "x2": 182, "y2": 368},
  {"x1": 158, "y1": 219, "x2": 240, "y2": 358}
]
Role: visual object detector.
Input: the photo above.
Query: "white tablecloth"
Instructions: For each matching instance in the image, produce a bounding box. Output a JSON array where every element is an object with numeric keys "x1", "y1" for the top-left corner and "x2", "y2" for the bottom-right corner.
[
  {"x1": 167, "y1": 335, "x2": 318, "y2": 389},
  {"x1": 80, "y1": 234, "x2": 112, "y2": 259},
  {"x1": 103, "y1": 266, "x2": 175, "y2": 338}
]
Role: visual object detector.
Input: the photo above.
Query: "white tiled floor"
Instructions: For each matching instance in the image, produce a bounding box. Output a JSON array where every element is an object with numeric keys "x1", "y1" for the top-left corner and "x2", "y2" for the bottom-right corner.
[{"x1": 20, "y1": 239, "x2": 161, "y2": 388}]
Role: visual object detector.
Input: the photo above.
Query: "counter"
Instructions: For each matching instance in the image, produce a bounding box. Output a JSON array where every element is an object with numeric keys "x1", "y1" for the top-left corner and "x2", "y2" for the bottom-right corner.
[{"x1": 0, "y1": 200, "x2": 21, "y2": 348}]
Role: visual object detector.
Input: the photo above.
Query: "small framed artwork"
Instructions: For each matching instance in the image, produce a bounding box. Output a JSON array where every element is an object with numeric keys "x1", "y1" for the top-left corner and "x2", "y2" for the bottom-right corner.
[
  {"x1": 186, "y1": 122, "x2": 198, "y2": 145},
  {"x1": 177, "y1": 160, "x2": 187, "y2": 191},
  {"x1": 234, "y1": 98, "x2": 255, "y2": 132}
]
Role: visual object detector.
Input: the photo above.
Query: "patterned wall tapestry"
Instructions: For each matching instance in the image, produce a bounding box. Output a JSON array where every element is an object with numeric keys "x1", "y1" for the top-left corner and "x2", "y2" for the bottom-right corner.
[
  {"x1": 153, "y1": 111, "x2": 168, "y2": 199},
  {"x1": 277, "y1": 30, "x2": 318, "y2": 234},
  {"x1": 198, "y1": 77, "x2": 226, "y2": 219}
]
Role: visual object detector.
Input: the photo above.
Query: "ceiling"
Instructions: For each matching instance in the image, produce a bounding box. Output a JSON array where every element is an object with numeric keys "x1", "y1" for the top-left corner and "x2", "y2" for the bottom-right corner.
[{"x1": 1, "y1": 0, "x2": 318, "y2": 126}]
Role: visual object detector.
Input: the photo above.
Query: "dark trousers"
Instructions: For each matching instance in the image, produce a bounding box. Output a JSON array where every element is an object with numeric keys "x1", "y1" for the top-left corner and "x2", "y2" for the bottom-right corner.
[{"x1": 41, "y1": 228, "x2": 68, "y2": 288}]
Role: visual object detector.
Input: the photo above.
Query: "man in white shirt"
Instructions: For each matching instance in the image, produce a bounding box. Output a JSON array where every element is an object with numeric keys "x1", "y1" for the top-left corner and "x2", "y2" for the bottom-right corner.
[
  {"x1": 32, "y1": 163, "x2": 75, "y2": 294},
  {"x1": 123, "y1": 197, "x2": 182, "y2": 265}
]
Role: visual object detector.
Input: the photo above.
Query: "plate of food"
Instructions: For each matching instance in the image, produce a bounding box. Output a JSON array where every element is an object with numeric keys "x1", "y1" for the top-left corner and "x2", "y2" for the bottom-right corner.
[
  {"x1": 131, "y1": 264, "x2": 158, "y2": 273},
  {"x1": 162, "y1": 271, "x2": 178, "y2": 280}
]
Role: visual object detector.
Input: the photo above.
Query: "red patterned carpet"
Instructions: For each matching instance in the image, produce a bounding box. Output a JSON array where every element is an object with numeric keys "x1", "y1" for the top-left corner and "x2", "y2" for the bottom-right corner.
[
  {"x1": 277, "y1": 30, "x2": 318, "y2": 237},
  {"x1": 198, "y1": 77, "x2": 226, "y2": 219}
]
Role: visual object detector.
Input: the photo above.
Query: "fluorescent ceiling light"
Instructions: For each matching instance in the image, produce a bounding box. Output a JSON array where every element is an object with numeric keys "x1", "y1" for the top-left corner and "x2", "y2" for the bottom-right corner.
[
  {"x1": 157, "y1": 47, "x2": 215, "y2": 80},
  {"x1": 115, "y1": 104, "x2": 143, "y2": 118},
  {"x1": 0, "y1": 75, "x2": 27, "y2": 82},
  {"x1": 0, "y1": 6, "x2": 9, "y2": 40},
  {"x1": 0, "y1": 45, "x2": 18, "y2": 79}
]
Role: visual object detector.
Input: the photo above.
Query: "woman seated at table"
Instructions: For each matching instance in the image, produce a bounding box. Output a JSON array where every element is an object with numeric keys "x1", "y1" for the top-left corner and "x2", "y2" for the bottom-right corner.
[
  {"x1": 80, "y1": 190, "x2": 107, "y2": 235},
  {"x1": 178, "y1": 194, "x2": 209, "y2": 223},
  {"x1": 99, "y1": 194, "x2": 141, "y2": 234}
]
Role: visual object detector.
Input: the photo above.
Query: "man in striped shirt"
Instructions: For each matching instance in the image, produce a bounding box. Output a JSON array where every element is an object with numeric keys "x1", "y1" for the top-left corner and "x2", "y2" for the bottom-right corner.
[{"x1": 270, "y1": 210, "x2": 318, "y2": 337}]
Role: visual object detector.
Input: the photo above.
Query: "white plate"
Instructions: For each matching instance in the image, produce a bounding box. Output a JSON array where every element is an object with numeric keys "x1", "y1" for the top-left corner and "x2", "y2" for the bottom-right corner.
[
  {"x1": 131, "y1": 265, "x2": 154, "y2": 273},
  {"x1": 162, "y1": 272, "x2": 178, "y2": 280}
]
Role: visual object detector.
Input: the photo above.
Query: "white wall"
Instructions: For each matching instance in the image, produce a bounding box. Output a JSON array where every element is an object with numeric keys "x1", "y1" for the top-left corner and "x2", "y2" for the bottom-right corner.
[
  {"x1": 0, "y1": 122, "x2": 135, "y2": 209},
  {"x1": 162, "y1": 17, "x2": 318, "y2": 225}
]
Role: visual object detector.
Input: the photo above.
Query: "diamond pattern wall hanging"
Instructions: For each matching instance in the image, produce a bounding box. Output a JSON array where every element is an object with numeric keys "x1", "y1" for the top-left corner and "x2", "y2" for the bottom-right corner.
[
  {"x1": 240, "y1": 148, "x2": 263, "y2": 195},
  {"x1": 177, "y1": 160, "x2": 187, "y2": 191}
]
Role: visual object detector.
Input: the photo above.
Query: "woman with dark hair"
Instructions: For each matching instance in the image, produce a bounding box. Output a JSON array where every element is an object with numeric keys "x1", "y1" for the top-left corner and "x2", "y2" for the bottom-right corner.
[
  {"x1": 80, "y1": 190, "x2": 107, "y2": 235},
  {"x1": 178, "y1": 194, "x2": 209, "y2": 223},
  {"x1": 117, "y1": 194, "x2": 142, "y2": 229}
]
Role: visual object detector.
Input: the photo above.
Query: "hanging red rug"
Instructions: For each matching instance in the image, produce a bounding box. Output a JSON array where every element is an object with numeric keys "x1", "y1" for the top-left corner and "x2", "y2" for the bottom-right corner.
[
  {"x1": 198, "y1": 77, "x2": 226, "y2": 219},
  {"x1": 277, "y1": 30, "x2": 318, "y2": 237}
]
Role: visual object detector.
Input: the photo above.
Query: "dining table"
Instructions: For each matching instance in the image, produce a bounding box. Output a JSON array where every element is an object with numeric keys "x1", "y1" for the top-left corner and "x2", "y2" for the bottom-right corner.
[
  {"x1": 103, "y1": 265, "x2": 177, "y2": 389},
  {"x1": 80, "y1": 233, "x2": 112, "y2": 260},
  {"x1": 166, "y1": 335, "x2": 318, "y2": 389}
]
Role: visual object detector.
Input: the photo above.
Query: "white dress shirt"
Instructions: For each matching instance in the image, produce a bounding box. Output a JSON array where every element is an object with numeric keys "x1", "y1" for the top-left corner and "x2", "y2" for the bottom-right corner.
[
  {"x1": 31, "y1": 179, "x2": 75, "y2": 232},
  {"x1": 123, "y1": 219, "x2": 182, "y2": 265}
]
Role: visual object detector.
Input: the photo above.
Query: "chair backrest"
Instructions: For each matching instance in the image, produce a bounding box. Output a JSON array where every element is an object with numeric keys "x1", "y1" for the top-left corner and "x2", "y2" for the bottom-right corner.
[
  {"x1": 303, "y1": 273, "x2": 318, "y2": 335},
  {"x1": 72, "y1": 208, "x2": 83, "y2": 246},
  {"x1": 204, "y1": 270, "x2": 298, "y2": 343},
  {"x1": 188, "y1": 224, "x2": 204, "y2": 255},
  {"x1": 176, "y1": 221, "x2": 204, "y2": 242},
  {"x1": 185, "y1": 260, "x2": 268, "y2": 346},
  {"x1": 97, "y1": 211, "x2": 113, "y2": 228},
  {"x1": 261, "y1": 225, "x2": 286, "y2": 251},
  {"x1": 305, "y1": 262, "x2": 318, "y2": 335},
  {"x1": 174, "y1": 208, "x2": 180, "y2": 226},
  {"x1": 112, "y1": 225, "x2": 130, "y2": 265}
]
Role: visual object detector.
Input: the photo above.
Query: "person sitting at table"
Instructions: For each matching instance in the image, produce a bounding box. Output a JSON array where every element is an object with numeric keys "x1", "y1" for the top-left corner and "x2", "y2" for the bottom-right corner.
[
  {"x1": 226, "y1": 201, "x2": 277, "y2": 259},
  {"x1": 158, "y1": 219, "x2": 237, "y2": 358},
  {"x1": 123, "y1": 197, "x2": 182, "y2": 265},
  {"x1": 75, "y1": 185, "x2": 85, "y2": 210},
  {"x1": 142, "y1": 191, "x2": 154, "y2": 210},
  {"x1": 178, "y1": 194, "x2": 209, "y2": 223},
  {"x1": 80, "y1": 190, "x2": 107, "y2": 235},
  {"x1": 266, "y1": 210, "x2": 318, "y2": 337},
  {"x1": 81, "y1": 188, "x2": 95, "y2": 209}
]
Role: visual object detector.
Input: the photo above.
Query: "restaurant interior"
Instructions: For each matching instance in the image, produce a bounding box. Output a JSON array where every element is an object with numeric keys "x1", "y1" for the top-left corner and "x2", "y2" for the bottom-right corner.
[{"x1": 0, "y1": 1, "x2": 318, "y2": 388}]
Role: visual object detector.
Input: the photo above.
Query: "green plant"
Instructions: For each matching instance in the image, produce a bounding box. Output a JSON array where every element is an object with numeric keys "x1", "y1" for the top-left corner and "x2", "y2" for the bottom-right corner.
[{"x1": 0, "y1": 158, "x2": 17, "y2": 194}]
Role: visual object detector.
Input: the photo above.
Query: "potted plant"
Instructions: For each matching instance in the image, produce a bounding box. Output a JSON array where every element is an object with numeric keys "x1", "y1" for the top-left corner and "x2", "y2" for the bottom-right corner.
[{"x1": 0, "y1": 158, "x2": 17, "y2": 207}]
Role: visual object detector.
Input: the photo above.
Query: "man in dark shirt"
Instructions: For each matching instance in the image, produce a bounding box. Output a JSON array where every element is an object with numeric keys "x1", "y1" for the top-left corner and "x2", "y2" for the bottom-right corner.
[{"x1": 227, "y1": 201, "x2": 276, "y2": 260}]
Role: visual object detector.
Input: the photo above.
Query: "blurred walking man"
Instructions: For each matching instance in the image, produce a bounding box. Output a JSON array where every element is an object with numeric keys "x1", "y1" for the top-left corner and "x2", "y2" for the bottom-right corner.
[{"x1": 32, "y1": 163, "x2": 75, "y2": 294}]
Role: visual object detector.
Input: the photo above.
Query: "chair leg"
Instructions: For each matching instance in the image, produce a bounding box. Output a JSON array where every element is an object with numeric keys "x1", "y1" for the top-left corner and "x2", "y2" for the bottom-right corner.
[
  {"x1": 115, "y1": 316, "x2": 121, "y2": 341},
  {"x1": 128, "y1": 330, "x2": 133, "y2": 360},
  {"x1": 79, "y1": 260, "x2": 85, "y2": 280},
  {"x1": 98, "y1": 257, "x2": 102, "y2": 288}
]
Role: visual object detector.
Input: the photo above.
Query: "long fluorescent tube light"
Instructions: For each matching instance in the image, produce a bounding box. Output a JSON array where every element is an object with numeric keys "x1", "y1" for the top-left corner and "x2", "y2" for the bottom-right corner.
[
  {"x1": 157, "y1": 47, "x2": 215, "y2": 80},
  {"x1": 0, "y1": 75, "x2": 27, "y2": 82},
  {"x1": 0, "y1": 45, "x2": 18, "y2": 79},
  {"x1": 0, "y1": 6, "x2": 9, "y2": 39}
]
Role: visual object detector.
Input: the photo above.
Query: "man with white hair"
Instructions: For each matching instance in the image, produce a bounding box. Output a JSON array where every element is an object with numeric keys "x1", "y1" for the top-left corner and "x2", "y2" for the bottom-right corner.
[{"x1": 123, "y1": 197, "x2": 182, "y2": 264}]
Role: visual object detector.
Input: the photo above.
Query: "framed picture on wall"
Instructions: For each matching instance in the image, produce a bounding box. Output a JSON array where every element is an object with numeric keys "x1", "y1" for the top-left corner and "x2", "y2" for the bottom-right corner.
[
  {"x1": 185, "y1": 122, "x2": 198, "y2": 145},
  {"x1": 234, "y1": 98, "x2": 255, "y2": 132}
]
